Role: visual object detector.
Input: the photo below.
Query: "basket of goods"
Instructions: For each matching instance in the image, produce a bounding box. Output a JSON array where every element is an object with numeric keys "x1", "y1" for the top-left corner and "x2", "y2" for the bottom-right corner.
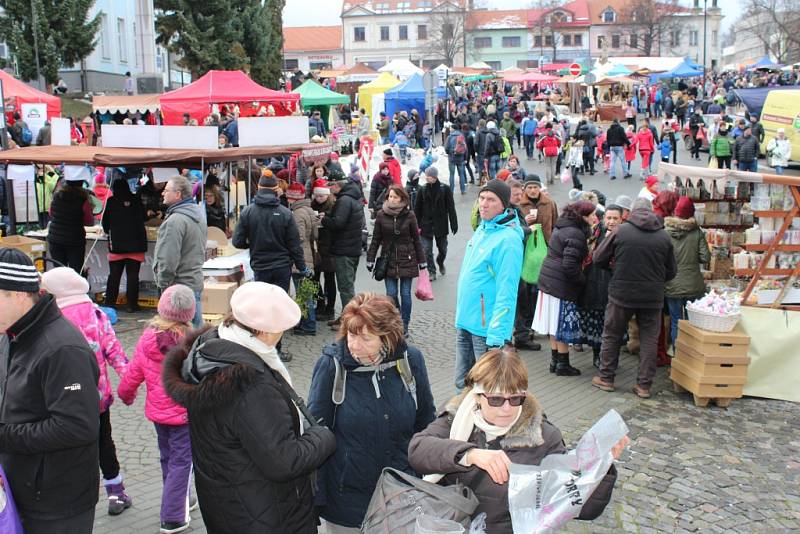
[{"x1": 685, "y1": 290, "x2": 742, "y2": 333}]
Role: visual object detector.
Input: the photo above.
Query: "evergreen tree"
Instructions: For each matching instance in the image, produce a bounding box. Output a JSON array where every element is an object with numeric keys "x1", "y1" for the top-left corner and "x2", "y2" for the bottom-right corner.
[
  {"x1": 238, "y1": 0, "x2": 270, "y2": 87},
  {"x1": 156, "y1": 0, "x2": 248, "y2": 79},
  {"x1": 261, "y1": 0, "x2": 285, "y2": 89},
  {"x1": 0, "y1": 0, "x2": 100, "y2": 85}
]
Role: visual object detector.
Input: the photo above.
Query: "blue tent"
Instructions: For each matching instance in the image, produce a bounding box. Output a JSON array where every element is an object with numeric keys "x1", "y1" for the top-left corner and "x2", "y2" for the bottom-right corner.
[
  {"x1": 747, "y1": 55, "x2": 782, "y2": 70},
  {"x1": 732, "y1": 86, "x2": 797, "y2": 117},
  {"x1": 684, "y1": 57, "x2": 703, "y2": 70},
  {"x1": 384, "y1": 73, "x2": 446, "y2": 139},
  {"x1": 649, "y1": 60, "x2": 704, "y2": 82}
]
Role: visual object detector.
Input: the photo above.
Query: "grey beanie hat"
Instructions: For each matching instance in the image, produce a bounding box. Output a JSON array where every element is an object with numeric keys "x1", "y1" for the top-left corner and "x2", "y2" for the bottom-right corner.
[
  {"x1": 424, "y1": 166, "x2": 439, "y2": 178},
  {"x1": 615, "y1": 194, "x2": 633, "y2": 211}
]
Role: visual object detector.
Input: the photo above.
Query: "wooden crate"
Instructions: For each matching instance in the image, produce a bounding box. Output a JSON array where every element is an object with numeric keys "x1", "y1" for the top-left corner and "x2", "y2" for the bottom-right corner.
[
  {"x1": 674, "y1": 341, "x2": 750, "y2": 380},
  {"x1": 677, "y1": 320, "x2": 750, "y2": 358}
]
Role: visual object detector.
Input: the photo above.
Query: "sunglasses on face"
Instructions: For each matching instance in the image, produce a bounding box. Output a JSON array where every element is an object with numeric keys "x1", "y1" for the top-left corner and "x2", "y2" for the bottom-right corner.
[{"x1": 480, "y1": 393, "x2": 526, "y2": 407}]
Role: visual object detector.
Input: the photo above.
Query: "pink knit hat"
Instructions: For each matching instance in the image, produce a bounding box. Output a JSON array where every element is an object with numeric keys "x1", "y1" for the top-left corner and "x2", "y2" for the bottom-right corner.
[
  {"x1": 230, "y1": 282, "x2": 300, "y2": 333},
  {"x1": 158, "y1": 284, "x2": 196, "y2": 324},
  {"x1": 41, "y1": 267, "x2": 92, "y2": 308}
]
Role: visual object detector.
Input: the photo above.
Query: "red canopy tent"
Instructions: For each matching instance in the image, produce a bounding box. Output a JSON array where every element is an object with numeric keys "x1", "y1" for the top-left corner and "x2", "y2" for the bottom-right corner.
[
  {"x1": 159, "y1": 70, "x2": 301, "y2": 125},
  {"x1": 0, "y1": 70, "x2": 61, "y2": 119}
]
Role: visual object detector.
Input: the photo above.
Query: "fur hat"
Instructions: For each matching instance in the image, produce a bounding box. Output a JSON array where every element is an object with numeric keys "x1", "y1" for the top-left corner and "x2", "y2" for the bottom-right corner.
[
  {"x1": 0, "y1": 248, "x2": 39, "y2": 293},
  {"x1": 158, "y1": 284, "x2": 196, "y2": 324},
  {"x1": 312, "y1": 179, "x2": 330, "y2": 196},
  {"x1": 230, "y1": 282, "x2": 301, "y2": 333},
  {"x1": 41, "y1": 267, "x2": 91, "y2": 308},
  {"x1": 480, "y1": 179, "x2": 511, "y2": 208},
  {"x1": 286, "y1": 182, "x2": 305, "y2": 200}
]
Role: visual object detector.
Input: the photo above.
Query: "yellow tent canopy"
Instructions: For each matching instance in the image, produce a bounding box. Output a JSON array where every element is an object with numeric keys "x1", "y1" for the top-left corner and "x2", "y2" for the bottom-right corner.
[{"x1": 357, "y1": 71, "x2": 400, "y2": 123}]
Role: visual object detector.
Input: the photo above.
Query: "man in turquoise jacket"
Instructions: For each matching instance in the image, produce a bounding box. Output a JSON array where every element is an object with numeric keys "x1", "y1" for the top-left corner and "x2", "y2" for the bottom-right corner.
[{"x1": 454, "y1": 180, "x2": 524, "y2": 390}]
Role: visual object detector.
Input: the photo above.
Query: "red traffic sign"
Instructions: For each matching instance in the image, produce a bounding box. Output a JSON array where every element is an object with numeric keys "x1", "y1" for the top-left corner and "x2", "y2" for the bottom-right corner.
[{"x1": 569, "y1": 63, "x2": 582, "y2": 76}]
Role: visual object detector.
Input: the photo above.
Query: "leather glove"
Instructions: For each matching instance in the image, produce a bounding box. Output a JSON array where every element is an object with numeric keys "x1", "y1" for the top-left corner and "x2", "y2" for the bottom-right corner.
[{"x1": 366, "y1": 262, "x2": 374, "y2": 272}]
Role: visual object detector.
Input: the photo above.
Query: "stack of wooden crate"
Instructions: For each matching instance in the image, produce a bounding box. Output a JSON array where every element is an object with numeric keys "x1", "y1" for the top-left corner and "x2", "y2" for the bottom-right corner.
[{"x1": 670, "y1": 320, "x2": 751, "y2": 408}]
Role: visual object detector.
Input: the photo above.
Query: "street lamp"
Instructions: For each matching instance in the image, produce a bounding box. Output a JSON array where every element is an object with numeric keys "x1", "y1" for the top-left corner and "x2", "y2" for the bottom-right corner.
[{"x1": 702, "y1": 0, "x2": 707, "y2": 81}]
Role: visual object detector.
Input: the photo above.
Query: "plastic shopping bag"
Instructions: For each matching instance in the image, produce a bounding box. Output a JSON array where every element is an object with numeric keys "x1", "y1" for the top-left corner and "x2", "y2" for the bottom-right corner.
[
  {"x1": 521, "y1": 224, "x2": 547, "y2": 285},
  {"x1": 508, "y1": 409, "x2": 629, "y2": 534},
  {"x1": 415, "y1": 269, "x2": 434, "y2": 301},
  {"x1": 0, "y1": 465, "x2": 24, "y2": 534},
  {"x1": 559, "y1": 167, "x2": 571, "y2": 184}
]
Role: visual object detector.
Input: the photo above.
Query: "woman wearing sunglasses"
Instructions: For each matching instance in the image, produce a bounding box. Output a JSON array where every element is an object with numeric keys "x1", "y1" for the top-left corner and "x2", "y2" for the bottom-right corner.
[{"x1": 409, "y1": 349, "x2": 628, "y2": 533}]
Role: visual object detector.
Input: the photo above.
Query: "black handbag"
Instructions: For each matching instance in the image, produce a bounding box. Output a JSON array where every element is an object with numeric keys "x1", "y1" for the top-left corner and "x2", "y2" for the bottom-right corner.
[{"x1": 373, "y1": 231, "x2": 399, "y2": 282}]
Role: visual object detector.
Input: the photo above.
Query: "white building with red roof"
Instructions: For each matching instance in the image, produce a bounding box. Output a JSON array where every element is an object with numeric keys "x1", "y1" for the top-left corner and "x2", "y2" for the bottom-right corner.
[{"x1": 283, "y1": 26, "x2": 344, "y2": 72}]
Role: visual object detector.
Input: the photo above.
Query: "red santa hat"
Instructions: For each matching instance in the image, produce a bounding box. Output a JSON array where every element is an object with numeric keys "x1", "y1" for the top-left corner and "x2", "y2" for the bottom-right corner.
[
  {"x1": 312, "y1": 179, "x2": 330, "y2": 196},
  {"x1": 286, "y1": 182, "x2": 305, "y2": 200}
]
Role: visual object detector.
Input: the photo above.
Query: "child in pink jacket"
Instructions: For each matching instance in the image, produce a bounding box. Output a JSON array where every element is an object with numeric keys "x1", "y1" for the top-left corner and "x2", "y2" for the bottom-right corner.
[
  {"x1": 41, "y1": 266, "x2": 132, "y2": 516},
  {"x1": 118, "y1": 284, "x2": 195, "y2": 533}
]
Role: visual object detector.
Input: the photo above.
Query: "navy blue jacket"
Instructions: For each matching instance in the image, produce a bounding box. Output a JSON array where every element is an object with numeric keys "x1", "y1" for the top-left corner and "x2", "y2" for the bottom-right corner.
[{"x1": 307, "y1": 340, "x2": 435, "y2": 528}]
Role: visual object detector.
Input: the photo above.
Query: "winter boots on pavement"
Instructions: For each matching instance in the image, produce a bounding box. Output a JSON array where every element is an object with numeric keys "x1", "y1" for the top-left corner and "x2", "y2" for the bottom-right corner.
[{"x1": 105, "y1": 477, "x2": 133, "y2": 515}]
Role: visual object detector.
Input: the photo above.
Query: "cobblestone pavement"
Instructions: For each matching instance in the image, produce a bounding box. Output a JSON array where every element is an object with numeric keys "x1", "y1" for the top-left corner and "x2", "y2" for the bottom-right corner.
[{"x1": 90, "y1": 151, "x2": 800, "y2": 533}]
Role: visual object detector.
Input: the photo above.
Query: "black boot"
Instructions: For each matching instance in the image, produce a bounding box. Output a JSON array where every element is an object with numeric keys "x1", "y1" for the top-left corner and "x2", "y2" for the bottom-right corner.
[
  {"x1": 549, "y1": 349, "x2": 558, "y2": 373},
  {"x1": 555, "y1": 353, "x2": 581, "y2": 376},
  {"x1": 592, "y1": 346, "x2": 601, "y2": 369}
]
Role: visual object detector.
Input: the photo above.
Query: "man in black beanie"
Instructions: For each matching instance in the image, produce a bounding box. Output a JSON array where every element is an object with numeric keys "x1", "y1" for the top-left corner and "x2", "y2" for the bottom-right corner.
[
  {"x1": 452, "y1": 180, "x2": 525, "y2": 390},
  {"x1": 0, "y1": 248, "x2": 100, "y2": 533}
]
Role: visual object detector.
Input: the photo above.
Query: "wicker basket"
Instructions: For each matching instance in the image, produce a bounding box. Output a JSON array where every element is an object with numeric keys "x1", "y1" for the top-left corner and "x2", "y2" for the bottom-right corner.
[{"x1": 686, "y1": 307, "x2": 741, "y2": 333}]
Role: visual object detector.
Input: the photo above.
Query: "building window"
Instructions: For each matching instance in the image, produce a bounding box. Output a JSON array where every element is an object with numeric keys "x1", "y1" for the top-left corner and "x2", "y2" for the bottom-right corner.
[
  {"x1": 380, "y1": 26, "x2": 390, "y2": 41},
  {"x1": 117, "y1": 18, "x2": 127, "y2": 62},
  {"x1": 374, "y1": 2, "x2": 389, "y2": 12},
  {"x1": 689, "y1": 30, "x2": 698, "y2": 46},
  {"x1": 629, "y1": 33, "x2": 638, "y2": 48},
  {"x1": 534, "y1": 35, "x2": 542, "y2": 47},
  {"x1": 502, "y1": 36, "x2": 520, "y2": 48},
  {"x1": 670, "y1": 30, "x2": 680, "y2": 47},
  {"x1": 399, "y1": 25, "x2": 408, "y2": 40},
  {"x1": 545, "y1": 34, "x2": 553, "y2": 47},
  {"x1": 0, "y1": 42, "x2": 7, "y2": 59},
  {"x1": 597, "y1": 35, "x2": 605, "y2": 49},
  {"x1": 574, "y1": 34, "x2": 582, "y2": 46},
  {"x1": 563, "y1": 34, "x2": 572, "y2": 46},
  {"x1": 284, "y1": 58, "x2": 299, "y2": 70},
  {"x1": 602, "y1": 9, "x2": 615, "y2": 23},
  {"x1": 418, "y1": 0, "x2": 432, "y2": 6},
  {"x1": 443, "y1": 23, "x2": 454, "y2": 39},
  {"x1": 417, "y1": 24, "x2": 428, "y2": 40},
  {"x1": 100, "y1": 14, "x2": 111, "y2": 59},
  {"x1": 517, "y1": 60, "x2": 537, "y2": 68},
  {"x1": 354, "y1": 26, "x2": 366, "y2": 42},
  {"x1": 611, "y1": 34, "x2": 620, "y2": 48},
  {"x1": 486, "y1": 61, "x2": 501, "y2": 71},
  {"x1": 474, "y1": 37, "x2": 492, "y2": 48},
  {"x1": 712, "y1": 30, "x2": 718, "y2": 46},
  {"x1": 397, "y1": 1, "x2": 411, "y2": 9}
]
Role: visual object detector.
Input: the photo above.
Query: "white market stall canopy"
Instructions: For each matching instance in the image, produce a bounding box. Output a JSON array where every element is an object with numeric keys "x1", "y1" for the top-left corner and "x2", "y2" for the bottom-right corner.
[
  {"x1": 378, "y1": 59, "x2": 424, "y2": 79},
  {"x1": 593, "y1": 56, "x2": 685, "y2": 75},
  {"x1": 468, "y1": 61, "x2": 493, "y2": 70},
  {"x1": 92, "y1": 94, "x2": 161, "y2": 114}
]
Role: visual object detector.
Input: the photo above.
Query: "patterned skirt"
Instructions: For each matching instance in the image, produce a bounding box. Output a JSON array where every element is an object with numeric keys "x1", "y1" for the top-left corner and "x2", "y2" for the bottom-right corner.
[
  {"x1": 555, "y1": 300, "x2": 583, "y2": 345},
  {"x1": 580, "y1": 308, "x2": 606, "y2": 347}
]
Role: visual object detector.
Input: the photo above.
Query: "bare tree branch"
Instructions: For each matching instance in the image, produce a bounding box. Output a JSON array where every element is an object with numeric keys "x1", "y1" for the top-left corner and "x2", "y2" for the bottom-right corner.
[
  {"x1": 422, "y1": 3, "x2": 466, "y2": 67},
  {"x1": 740, "y1": 0, "x2": 800, "y2": 63},
  {"x1": 620, "y1": 0, "x2": 683, "y2": 56}
]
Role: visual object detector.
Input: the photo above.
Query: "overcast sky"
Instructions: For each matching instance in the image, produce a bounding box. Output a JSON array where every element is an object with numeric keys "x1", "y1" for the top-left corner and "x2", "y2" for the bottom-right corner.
[{"x1": 283, "y1": 0, "x2": 743, "y2": 31}]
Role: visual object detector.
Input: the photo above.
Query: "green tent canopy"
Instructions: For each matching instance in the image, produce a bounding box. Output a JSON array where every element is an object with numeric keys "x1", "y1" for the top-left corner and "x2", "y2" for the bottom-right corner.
[
  {"x1": 462, "y1": 74, "x2": 495, "y2": 82},
  {"x1": 292, "y1": 80, "x2": 350, "y2": 106}
]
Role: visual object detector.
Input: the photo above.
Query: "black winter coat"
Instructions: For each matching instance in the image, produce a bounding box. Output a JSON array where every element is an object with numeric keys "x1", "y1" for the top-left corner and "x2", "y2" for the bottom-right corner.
[
  {"x1": 232, "y1": 190, "x2": 306, "y2": 272},
  {"x1": 606, "y1": 123, "x2": 629, "y2": 147},
  {"x1": 368, "y1": 172, "x2": 392, "y2": 211},
  {"x1": 594, "y1": 209, "x2": 677, "y2": 309},
  {"x1": 102, "y1": 192, "x2": 147, "y2": 254},
  {"x1": 205, "y1": 203, "x2": 227, "y2": 233},
  {"x1": 307, "y1": 340, "x2": 436, "y2": 528},
  {"x1": 367, "y1": 206, "x2": 426, "y2": 279},
  {"x1": 537, "y1": 216, "x2": 590, "y2": 302},
  {"x1": 414, "y1": 181, "x2": 458, "y2": 237},
  {"x1": 311, "y1": 196, "x2": 336, "y2": 273},
  {"x1": 163, "y1": 327, "x2": 336, "y2": 534},
  {"x1": 580, "y1": 228, "x2": 612, "y2": 310},
  {"x1": 47, "y1": 184, "x2": 91, "y2": 247},
  {"x1": 0, "y1": 295, "x2": 100, "y2": 521},
  {"x1": 321, "y1": 182, "x2": 365, "y2": 258}
]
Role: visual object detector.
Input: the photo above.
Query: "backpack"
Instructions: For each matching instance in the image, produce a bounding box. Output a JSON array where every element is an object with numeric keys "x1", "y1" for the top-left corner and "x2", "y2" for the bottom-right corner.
[
  {"x1": 725, "y1": 92, "x2": 735, "y2": 105},
  {"x1": 21, "y1": 125, "x2": 32, "y2": 145},
  {"x1": 454, "y1": 134, "x2": 467, "y2": 155},
  {"x1": 330, "y1": 350, "x2": 418, "y2": 420}
]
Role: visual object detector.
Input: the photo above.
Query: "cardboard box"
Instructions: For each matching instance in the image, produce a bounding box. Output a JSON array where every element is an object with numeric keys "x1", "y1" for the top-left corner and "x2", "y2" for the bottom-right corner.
[
  {"x1": 670, "y1": 366, "x2": 744, "y2": 399},
  {"x1": 201, "y1": 281, "x2": 237, "y2": 315},
  {"x1": 676, "y1": 320, "x2": 750, "y2": 358},
  {"x1": 756, "y1": 287, "x2": 800, "y2": 305},
  {"x1": 1, "y1": 235, "x2": 46, "y2": 258},
  {"x1": 202, "y1": 313, "x2": 225, "y2": 326}
]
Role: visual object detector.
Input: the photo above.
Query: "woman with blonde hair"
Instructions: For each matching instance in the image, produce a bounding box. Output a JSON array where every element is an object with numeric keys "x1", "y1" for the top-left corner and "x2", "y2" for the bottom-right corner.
[
  {"x1": 308, "y1": 293, "x2": 436, "y2": 533},
  {"x1": 409, "y1": 349, "x2": 627, "y2": 533}
]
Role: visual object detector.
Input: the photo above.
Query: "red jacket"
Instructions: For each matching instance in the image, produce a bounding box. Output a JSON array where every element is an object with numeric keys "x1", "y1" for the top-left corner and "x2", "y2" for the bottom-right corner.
[
  {"x1": 536, "y1": 134, "x2": 561, "y2": 158},
  {"x1": 385, "y1": 157, "x2": 402, "y2": 185},
  {"x1": 624, "y1": 132, "x2": 637, "y2": 161},
  {"x1": 636, "y1": 129, "x2": 654, "y2": 155}
]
